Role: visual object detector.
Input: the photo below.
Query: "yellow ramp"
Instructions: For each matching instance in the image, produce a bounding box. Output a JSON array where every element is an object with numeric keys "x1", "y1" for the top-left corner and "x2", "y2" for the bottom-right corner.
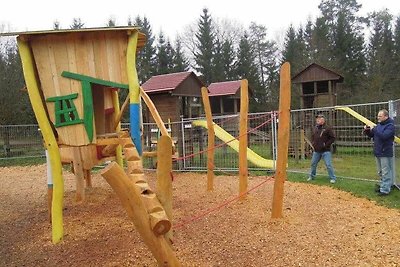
[
  {"x1": 192, "y1": 120, "x2": 274, "y2": 168},
  {"x1": 335, "y1": 106, "x2": 400, "y2": 144}
]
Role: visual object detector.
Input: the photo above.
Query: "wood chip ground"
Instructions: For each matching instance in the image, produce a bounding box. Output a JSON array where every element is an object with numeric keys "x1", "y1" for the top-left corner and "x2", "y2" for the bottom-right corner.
[{"x1": 1, "y1": 164, "x2": 400, "y2": 266}]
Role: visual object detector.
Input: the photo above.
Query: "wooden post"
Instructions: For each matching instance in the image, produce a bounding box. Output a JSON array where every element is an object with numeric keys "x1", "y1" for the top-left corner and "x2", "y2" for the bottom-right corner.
[
  {"x1": 72, "y1": 147, "x2": 85, "y2": 202},
  {"x1": 201, "y1": 87, "x2": 215, "y2": 191},
  {"x1": 239, "y1": 79, "x2": 249, "y2": 200},
  {"x1": 101, "y1": 163, "x2": 180, "y2": 266},
  {"x1": 271, "y1": 62, "x2": 291, "y2": 219},
  {"x1": 156, "y1": 135, "x2": 173, "y2": 243}
]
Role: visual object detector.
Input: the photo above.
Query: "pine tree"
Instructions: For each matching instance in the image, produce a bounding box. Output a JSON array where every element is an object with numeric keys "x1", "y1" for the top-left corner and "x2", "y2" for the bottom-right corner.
[
  {"x1": 135, "y1": 16, "x2": 156, "y2": 83},
  {"x1": 366, "y1": 9, "x2": 395, "y2": 101},
  {"x1": 212, "y1": 38, "x2": 225, "y2": 81},
  {"x1": 172, "y1": 38, "x2": 189, "y2": 72},
  {"x1": 221, "y1": 39, "x2": 236, "y2": 80},
  {"x1": 311, "y1": 17, "x2": 333, "y2": 66},
  {"x1": 248, "y1": 22, "x2": 279, "y2": 110},
  {"x1": 194, "y1": 8, "x2": 215, "y2": 85},
  {"x1": 393, "y1": 16, "x2": 400, "y2": 94},
  {"x1": 155, "y1": 31, "x2": 170, "y2": 75},
  {"x1": 319, "y1": 0, "x2": 366, "y2": 103},
  {"x1": 106, "y1": 17, "x2": 116, "y2": 27},
  {"x1": 70, "y1": 18, "x2": 84, "y2": 29},
  {"x1": 235, "y1": 33, "x2": 261, "y2": 111}
]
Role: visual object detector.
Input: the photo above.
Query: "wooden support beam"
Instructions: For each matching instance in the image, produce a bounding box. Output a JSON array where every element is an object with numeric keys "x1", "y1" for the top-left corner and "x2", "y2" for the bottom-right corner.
[
  {"x1": 239, "y1": 79, "x2": 249, "y2": 200},
  {"x1": 271, "y1": 62, "x2": 291, "y2": 219},
  {"x1": 72, "y1": 147, "x2": 85, "y2": 202},
  {"x1": 201, "y1": 87, "x2": 215, "y2": 191},
  {"x1": 156, "y1": 135, "x2": 173, "y2": 243},
  {"x1": 113, "y1": 93, "x2": 130, "y2": 130}
]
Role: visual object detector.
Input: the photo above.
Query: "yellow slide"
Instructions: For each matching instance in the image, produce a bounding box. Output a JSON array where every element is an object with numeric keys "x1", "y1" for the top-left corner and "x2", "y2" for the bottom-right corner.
[
  {"x1": 192, "y1": 120, "x2": 275, "y2": 168},
  {"x1": 335, "y1": 106, "x2": 400, "y2": 144}
]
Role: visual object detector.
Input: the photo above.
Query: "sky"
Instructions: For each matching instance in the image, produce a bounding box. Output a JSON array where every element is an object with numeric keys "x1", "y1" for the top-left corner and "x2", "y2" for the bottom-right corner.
[{"x1": 1, "y1": 0, "x2": 399, "y2": 41}]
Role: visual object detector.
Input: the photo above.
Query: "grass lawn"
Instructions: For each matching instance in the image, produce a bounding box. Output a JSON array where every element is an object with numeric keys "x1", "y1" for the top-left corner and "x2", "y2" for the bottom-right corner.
[{"x1": 287, "y1": 172, "x2": 400, "y2": 210}]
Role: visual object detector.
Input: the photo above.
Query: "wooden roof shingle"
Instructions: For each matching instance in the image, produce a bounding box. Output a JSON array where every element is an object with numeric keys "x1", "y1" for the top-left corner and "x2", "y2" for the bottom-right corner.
[{"x1": 141, "y1": 72, "x2": 202, "y2": 93}]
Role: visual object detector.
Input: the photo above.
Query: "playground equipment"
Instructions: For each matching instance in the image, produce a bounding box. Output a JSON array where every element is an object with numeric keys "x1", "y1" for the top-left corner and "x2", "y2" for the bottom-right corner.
[
  {"x1": 335, "y1": 106, "x2": 400, "y2": 144},
  {"x1": 192, "y1": 120, "x2": 275, "y2": 168},
  {"x1": 11, "y1": 27, "x2": 180, "y2": 266}
]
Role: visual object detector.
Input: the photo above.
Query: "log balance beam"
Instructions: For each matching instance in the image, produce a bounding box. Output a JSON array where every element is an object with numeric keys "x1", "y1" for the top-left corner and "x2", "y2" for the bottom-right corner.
[{"x1": 101, "y1": 137, "x2": 180, "y2": 266}]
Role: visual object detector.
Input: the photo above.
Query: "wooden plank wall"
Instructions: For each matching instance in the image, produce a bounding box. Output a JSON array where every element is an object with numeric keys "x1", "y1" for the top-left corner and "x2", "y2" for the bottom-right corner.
[{"x1": 30, "y1": 31, "x2": 129, "y2": 146}]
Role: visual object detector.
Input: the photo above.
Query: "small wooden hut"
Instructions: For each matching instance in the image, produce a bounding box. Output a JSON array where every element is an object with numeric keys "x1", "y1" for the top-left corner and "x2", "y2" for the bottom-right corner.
[
  {"x1": 290, "y1": 63, "x2": 344, "y2": 159},
  {"x1": 207, "y1": 80, "x2": 243, "y2": 115},
  {"x1": 292, "y1": 63, "x2": 343, "y2": 109},
  {"x1": 141, "y1": 71, "x2": 205, "y2": 123}
]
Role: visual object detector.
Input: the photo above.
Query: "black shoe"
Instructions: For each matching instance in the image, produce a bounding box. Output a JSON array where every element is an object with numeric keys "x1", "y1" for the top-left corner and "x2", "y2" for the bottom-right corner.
[
  {"x1": 375, "y1": 187, "x2": 380, "y2": 193},
  {"x1": 377, "y1": 191, "x2": 389, "y2": 196}
]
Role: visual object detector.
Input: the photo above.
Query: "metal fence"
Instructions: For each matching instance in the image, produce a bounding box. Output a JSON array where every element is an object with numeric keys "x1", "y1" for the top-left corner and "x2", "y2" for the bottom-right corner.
[{"x1": 2, "y1": 100, "x2": 399, "y2": 185}]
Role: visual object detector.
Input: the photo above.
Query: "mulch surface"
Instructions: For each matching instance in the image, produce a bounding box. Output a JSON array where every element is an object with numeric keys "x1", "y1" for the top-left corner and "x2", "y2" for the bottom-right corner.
[{"x1": 1, "y1": 164, "x2": 400, "y2": 266}]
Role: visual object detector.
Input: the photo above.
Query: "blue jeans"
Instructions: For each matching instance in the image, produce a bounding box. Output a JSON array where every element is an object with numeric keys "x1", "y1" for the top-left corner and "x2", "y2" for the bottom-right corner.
[
  {"x1": 375, "y1": 157, "x2": 393, "y2": 194},
  {"x1": 309, "y1": 151, "x2": 336, "y2": 180}
]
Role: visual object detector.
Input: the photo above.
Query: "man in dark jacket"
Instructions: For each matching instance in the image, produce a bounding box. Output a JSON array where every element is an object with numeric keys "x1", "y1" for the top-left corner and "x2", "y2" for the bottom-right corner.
[
  {"x1": 308, "y1": 114, "x2": 337, "y2": 183},
  {"x1": 363, "y1": 109, "x2": 395, "y2": 196}
]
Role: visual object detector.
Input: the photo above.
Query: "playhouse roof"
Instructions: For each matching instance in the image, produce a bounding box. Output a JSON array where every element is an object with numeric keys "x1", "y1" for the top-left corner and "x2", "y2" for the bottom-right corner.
[
  {"x1": 292, "y1": 63, "x2": 344, "y2": 84},
  {"x1": 0, "y1": 26, "x2": 147, "y2": 50},
  {"x1": 141, "y1": 72, "x2": 203, "y2": 93},
  {"x1": 208, "y1": 80, "x2": 242, "y2": 96}
]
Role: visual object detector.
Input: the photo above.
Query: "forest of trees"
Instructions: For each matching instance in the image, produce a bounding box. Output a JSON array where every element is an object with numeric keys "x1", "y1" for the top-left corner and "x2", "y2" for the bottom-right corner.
[{"x1": 1, "y1": 0, "x2": 400, "y2": 124}]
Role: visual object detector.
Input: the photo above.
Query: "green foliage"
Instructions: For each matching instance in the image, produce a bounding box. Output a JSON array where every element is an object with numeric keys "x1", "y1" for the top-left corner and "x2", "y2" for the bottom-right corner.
[
  {"x1": 135, "y1": 16, "x2": 157, "y2": 84},
  {"x1": 172, "y1": 39, "x2": 190, "y2": 72},
  {"x1": 194, "y1": 8, "x2": 215, "y2": 85},
  {"x1": 0, "y1": 39, "x2": 35, "y2": 125},
  {"x1": 70, "y1": 18, "x2": 84, "y2": 29}
]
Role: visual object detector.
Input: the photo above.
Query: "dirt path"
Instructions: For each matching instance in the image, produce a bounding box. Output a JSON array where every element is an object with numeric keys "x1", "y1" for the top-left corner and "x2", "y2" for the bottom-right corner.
[{"x1": 1, "y1": 164, "x2": 400, "y2": 266}]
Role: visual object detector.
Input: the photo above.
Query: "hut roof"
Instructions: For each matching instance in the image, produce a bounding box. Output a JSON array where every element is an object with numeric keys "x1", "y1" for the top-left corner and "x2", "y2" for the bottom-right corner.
[
  {"x1": 0, "y1": 26, "x2": 147, "y2": 50},
  {"x1": 141, "y1": 72, "x2": 203, "y2": 93},
  {"x1": 292, "y1": 63, "x2": 344, "y2": 84},
  {"x1": 207, "y1": 80, "x2": 252, "y2": 97},
  {"x1": 208, "y1": 81, "x2": 240, "y2": 96}
]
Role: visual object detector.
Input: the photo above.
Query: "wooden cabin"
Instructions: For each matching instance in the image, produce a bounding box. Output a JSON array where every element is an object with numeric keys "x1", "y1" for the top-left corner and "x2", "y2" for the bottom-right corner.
[
  {"x1": 292, "y1": 63, "x2": 343, "y2": 109},
  {"x1": 141, "y1": 71, "x2": 205, "y2": 123},
  {"x1": 208, "y1": 80, "x2": 244, "y2": 115},
  {"x1": 291, "y1": 63, "x2": 343, "y2": 159}
]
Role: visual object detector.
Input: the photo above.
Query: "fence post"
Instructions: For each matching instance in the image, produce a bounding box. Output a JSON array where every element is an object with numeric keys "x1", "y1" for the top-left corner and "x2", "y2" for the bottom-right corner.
[
  {"x1": 388, "y1": 100, "x2": 398, "y2": 188},
  {"x1": 180, "y1": 116, "x2": 186, "y2": 170}
]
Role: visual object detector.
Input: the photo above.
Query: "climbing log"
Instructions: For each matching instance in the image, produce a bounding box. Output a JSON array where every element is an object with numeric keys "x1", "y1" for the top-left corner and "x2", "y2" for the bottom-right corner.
[{"x1": 101, "y1": 163, "x2": 179, "y2": 266}]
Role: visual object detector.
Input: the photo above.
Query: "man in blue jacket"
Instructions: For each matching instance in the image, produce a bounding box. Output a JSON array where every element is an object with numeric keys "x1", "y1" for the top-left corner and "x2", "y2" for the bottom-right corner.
[{"x1": 363, "y1": 109, "x2": 395, "y2": 196}]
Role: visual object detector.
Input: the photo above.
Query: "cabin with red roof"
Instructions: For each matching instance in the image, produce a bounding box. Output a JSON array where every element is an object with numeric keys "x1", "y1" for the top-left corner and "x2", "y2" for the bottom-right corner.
[
  {"x1": 208, "y1": 80, "x2": 246, "y2": 115},
  {"x1": 141, "y1": 71, "x2": 205, "y2": 123}
]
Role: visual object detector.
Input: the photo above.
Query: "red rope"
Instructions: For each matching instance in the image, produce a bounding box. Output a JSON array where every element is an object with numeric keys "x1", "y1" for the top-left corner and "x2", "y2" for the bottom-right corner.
[{"x1": 173, "y1": 176, "x2": 274, "y2": 230}]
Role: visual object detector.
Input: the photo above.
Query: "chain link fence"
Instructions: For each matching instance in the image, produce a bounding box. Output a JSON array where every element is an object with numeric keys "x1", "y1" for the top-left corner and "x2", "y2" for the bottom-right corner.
[{"x1": 2, "y1": 100, "x2": 399, "y2": 185}]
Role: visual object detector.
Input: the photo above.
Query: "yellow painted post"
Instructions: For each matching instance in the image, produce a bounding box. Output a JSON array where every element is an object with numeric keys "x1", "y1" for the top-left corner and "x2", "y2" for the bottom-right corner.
[
  {"x1": 201, "y1": 87, "x2": 215, "y2": 191},
  {"x1": 17, "y1": 38, "x2": 64, "y2": 243},
  {"x1": 156, "y1": 135, "x2": 173, "y2": 243},
  {"x1": 239, "y1": 79, "x2": 249, "y2": 200},
  {"x1": 271, "y1": 62, "x2": 291, "y2": 219}
]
